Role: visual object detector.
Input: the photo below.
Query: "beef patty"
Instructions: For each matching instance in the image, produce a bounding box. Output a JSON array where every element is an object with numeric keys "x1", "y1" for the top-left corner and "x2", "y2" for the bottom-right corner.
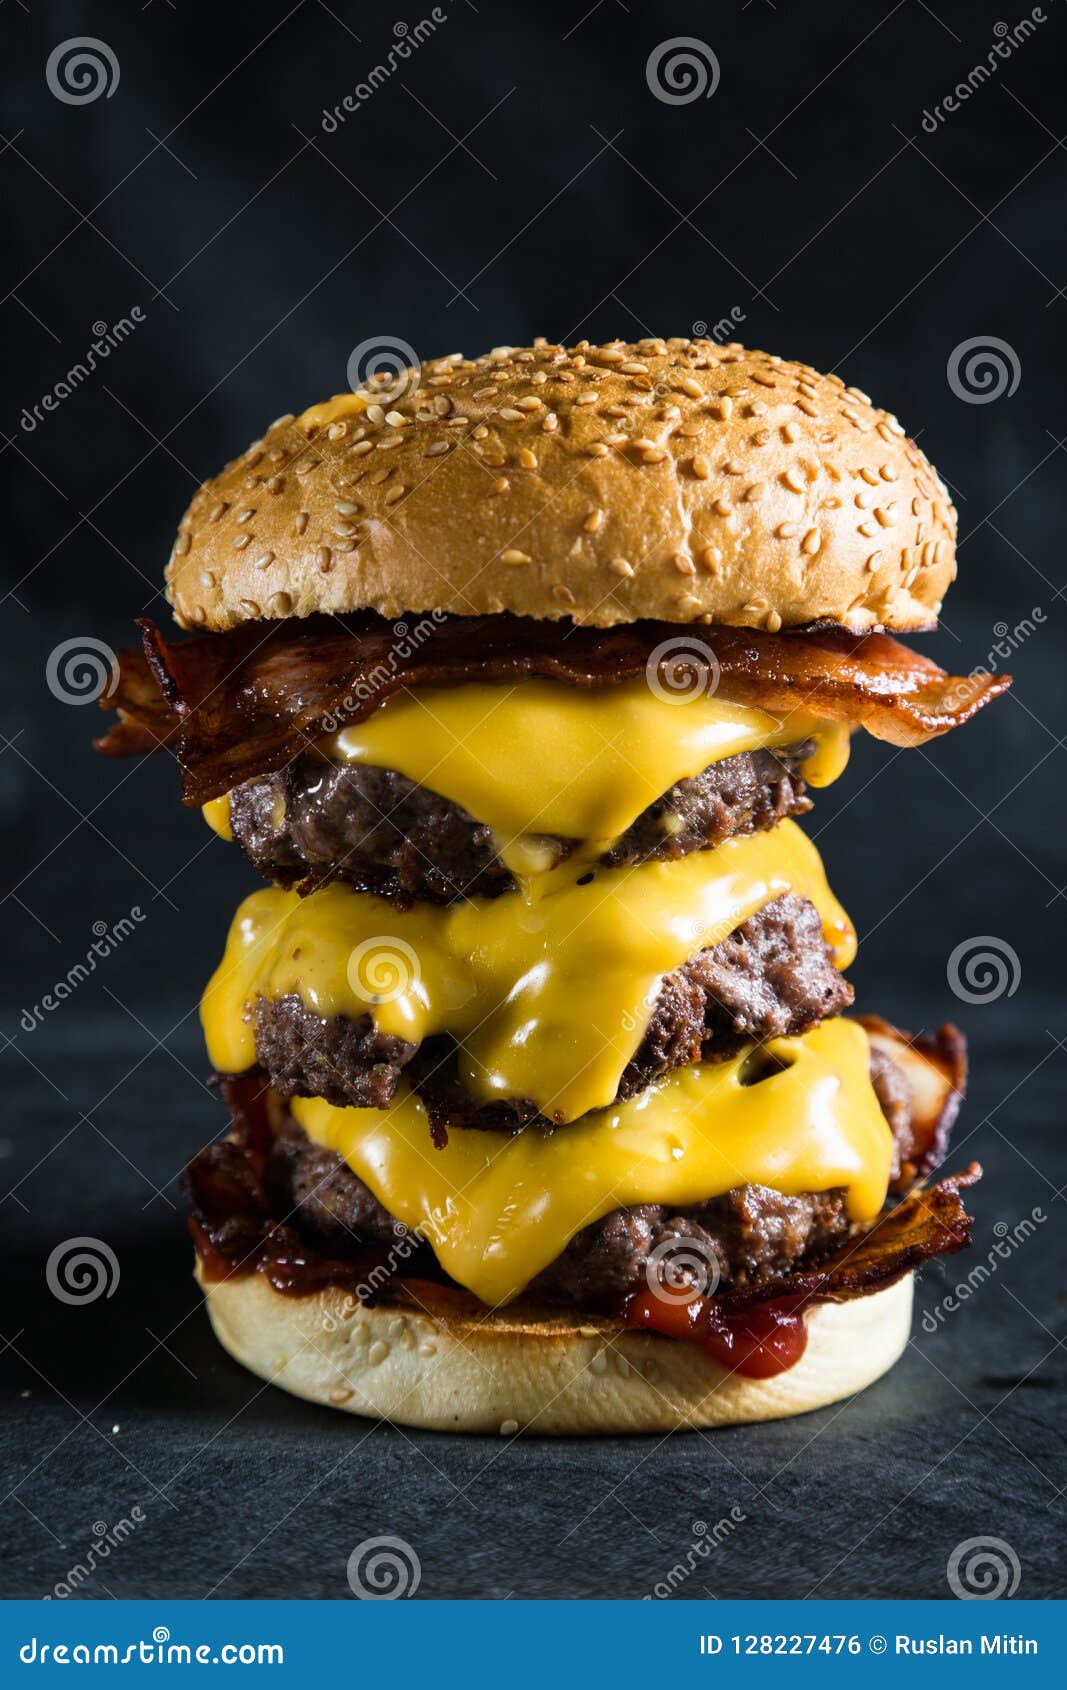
[
  {"x1": 228, "y1": 742, "x2": 813, "y2": 902},
  {"x1": 264, "y1": 1117, "x2": 853, "y2": 1307},
  {"x1": 250, "y1": 892, "x2": 852, "y2": 1127}
]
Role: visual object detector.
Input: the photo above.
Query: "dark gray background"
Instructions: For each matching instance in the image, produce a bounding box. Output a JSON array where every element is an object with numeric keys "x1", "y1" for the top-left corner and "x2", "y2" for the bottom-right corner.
[{"x1": 1, "y1": 0, "x2": 1064, "y2": 1600}]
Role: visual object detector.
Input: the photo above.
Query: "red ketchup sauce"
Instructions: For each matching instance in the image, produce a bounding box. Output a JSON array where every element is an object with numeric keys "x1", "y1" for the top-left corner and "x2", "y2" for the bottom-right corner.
[{"x1": 622, "y1": 1288, "x2": 810, "y2": 1378}]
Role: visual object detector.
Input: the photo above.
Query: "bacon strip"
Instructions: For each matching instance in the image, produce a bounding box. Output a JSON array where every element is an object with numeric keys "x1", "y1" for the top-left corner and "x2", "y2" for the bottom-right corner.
[
  {"x1": 862, "y1": 1015, "x2": 967, "y2": 1188},
  {"x1": 95, "y1": 613, "x2": 1010, "y2": 806}
]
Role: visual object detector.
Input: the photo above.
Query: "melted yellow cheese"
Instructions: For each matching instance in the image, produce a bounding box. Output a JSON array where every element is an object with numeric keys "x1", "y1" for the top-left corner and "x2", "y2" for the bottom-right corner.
[
  {"x1": 201, "y1": 819, "x2": 854, "y2": 1123},
  {"x1": 202, "y1": 795, "x2": 233, "y2": 841},
  {"x1": 292, "y1": 1018, "x2": 890, "y2": 1305},
  {"x1": 329, "y1": 679, "x2": 849, "y2": 878}
]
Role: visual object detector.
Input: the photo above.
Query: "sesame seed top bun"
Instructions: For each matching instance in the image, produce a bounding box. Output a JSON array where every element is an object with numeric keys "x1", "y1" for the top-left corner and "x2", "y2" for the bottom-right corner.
[{"x1": 165, "y1": 339, "x2": 957, "y2": 635}]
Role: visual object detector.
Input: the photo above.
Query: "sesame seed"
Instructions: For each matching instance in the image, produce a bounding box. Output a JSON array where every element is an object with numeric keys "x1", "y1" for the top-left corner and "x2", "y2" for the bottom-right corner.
[
  {"x1": 499, "y1": 406, "x2": 524, "y2": 422},
  {"x1": 857, "y1": 521, "x2": 877, "y2": 539},
  {"x1": 620, "y1": 361, "x2": 648, "y2": 375},
  {"x1": 575, "y1": 391, "x2": 597, "y2": 406},
  {"x1": 254, "y1": 551, "x2": 275, "y2": 571},
  {"x1": 866, "y1": 551, "x2": 883, "y2": 572},
  {"x1": 641, "y1": 447, "x2": 667, "y2": 463},
  {"x1": 587, "y1": 443, "x2": 609, "y2": 458},
  {"x1": 502, "y1": 549, "x2": 531, "y2": 565},
  {"x1": 781, "y1": 468, "x2": 806, "y2": 494},
  {"x1": 744, "y1": 482, "x2": 766, "y2": 502},
  {"x1": 490, "y1": 476, "x2": 510, "y2": 495},
  {"x1": 327, "y1": 421, "x2": 348, "y2": 441},
  {"x1": 198, "y1": 569, "x2": 216, "y2": 588},
  {"x1": 795, "y1": 398, "x2": 819, "y2": 418},
  {"x1": 584, "y1": 508, "x2": 604, "y2": 533},
  {"x1": 366, "y1": 403, "x2": 385, "y2": 424},
  {"x1": 859, "y1": 465, "x2": 879, "y2": 485},
  {"x1": 424, "y1": 441, "x2": 450, "y2": 456},
  {"x1": 350, "y1": 440, "x2": 374, "y2": 456},
  {"x1": 173, "y1": 531, "x2": 191, "y2": 556},
  {"x1": 294, "y1": 512, "x2": 309, "y2": 535},
  {"x1": 874, "y1": 506, "x2": 897, "y2": 527},
  {"x1": 802, "y1": 528, "x2": 821, "y2": 555},
  {"x1": 701, "y1": 545, "x2": 722, "y2": 572},
  {"x1": 384, "y1": 484, "x2": 406, "y2": 504},
  {"x1": 855, "y1": 490, "x2": 876, "y2": 509},
  {"x1": 542, "y1": 412, "x2": 558, "y2": 432},
  {"x1": 766, "y1": 609, "x2": 783, "y2": 633},
  {"x1": 385, "y1": 410, "x2": 406, "y2": 427},
  {"x1": 232, "y1": 533, "x2": 251, "y2": 549},
  {"x1": 236, "y1": 508, "x2": 255, "y2": 523},
  {"x1": 518, "y1": 447, "x2": 538, "y2": 470},
  {"x1": 610, "y1": 556, "x2": 634, "y2": 577},
  {"x1": 880, "y1": 463, "x2": 899, "y2": 481},
  {"x1": 710, "y1": 497, "x2": 732, "y2": 517},
  {"x1": 333, "y1": 521, "x2": 357, "y2": 538},
  {"x1": 239, "y1": 598, "x2": 261, "y2": 616},
  {"x1": 691, "y1": 455, "x2": 710, "y2": 480},
  {"x1": 516, "y1": 396, "x2": 542, "y2": 411},
  {"x1": 472, "y1": 425, "x2": 489, "y2": 440},
  {"x1": 672, "y1": 552, "x2": 695, "y2": 575},
  {"x1": 780, "y1": 422, "x2": 799, "y2": 444},
  {"x1": 209, "y1": 502, "x2": 228, "y2": 523},
  {"x1": 775, "y1": 522, "x2": 799, "y2": 539},
  {"x1": 552, "y1": 582, "x2": 576, "y2": 603},
  {"x1": 716, "y1": 396, "x2": 734, "y2": 420},
  {"x1": 270, "y1": 591, "x2": 293, "y2": 614}
]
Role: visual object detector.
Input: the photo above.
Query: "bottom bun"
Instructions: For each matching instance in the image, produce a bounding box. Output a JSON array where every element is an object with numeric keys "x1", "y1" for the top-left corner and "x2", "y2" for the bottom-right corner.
[{"x1": 194, "y1": 1263, "x2": 914, "y2": 1434}]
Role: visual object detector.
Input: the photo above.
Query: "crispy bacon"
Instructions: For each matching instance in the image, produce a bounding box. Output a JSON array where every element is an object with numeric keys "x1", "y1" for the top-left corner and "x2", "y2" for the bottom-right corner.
[
  {"x1": 95, "y1": 613, "x2": 1010, "y2": 806},
  {"x1": 862, "y1": 1014, "x2": 967, "y2": 1188}
]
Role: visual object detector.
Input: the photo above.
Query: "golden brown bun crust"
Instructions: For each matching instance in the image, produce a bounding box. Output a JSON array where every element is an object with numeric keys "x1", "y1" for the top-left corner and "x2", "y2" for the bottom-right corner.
[
  {"x1": 166, "y1": 340, "x2": 956, "y2": 635},
  {"x1": 194, "y1": 1262, "x2": 914, "y2": 1434}
]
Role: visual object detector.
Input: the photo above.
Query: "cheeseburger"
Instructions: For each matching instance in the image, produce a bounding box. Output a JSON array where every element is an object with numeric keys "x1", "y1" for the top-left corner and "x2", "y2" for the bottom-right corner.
[{"x1": 97, "y1": 338, "x2": 1008, "y2": 1432}]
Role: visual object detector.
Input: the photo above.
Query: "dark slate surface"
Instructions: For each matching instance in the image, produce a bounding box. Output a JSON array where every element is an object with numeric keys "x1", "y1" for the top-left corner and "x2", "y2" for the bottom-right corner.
[{"x1": 1, "y1": 1024, "x2": 1063, "y2": 1601}]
